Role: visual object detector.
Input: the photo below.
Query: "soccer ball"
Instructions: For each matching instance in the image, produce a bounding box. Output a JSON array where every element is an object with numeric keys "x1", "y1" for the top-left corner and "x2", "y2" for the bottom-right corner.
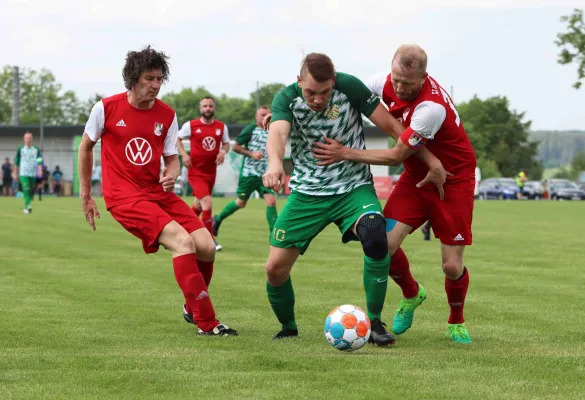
[{"x1": 324, "y1": 304, "x2": 371, "y2": 351}]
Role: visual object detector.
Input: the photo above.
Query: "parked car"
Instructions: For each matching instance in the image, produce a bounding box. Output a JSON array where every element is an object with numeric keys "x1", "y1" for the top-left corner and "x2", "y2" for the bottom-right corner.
[
  {"x1": 547, "y1": 179, "x2": 585, "y2": 200},
  {"x1": 478, "y1": 178, "x2": 519, "y2": 200},
  {"x1": 522, "y1": 181, "x2": 544, "y2": 200}
]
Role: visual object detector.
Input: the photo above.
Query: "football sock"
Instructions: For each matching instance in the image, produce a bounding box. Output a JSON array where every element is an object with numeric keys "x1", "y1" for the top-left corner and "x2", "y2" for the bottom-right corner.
[
  {"x1": 38, "y1": 187, "x2": 42, "y2": 201},
  {"x1": 23, "y1": 185, "x2": 31, "y2": 209},
  {"x1": 266, "y1": 276, "x2": 297, "y2": 330},
  {"x1": 389, "y1": 248, "x2": 419, "y2": 298},
  {"x1": 197, "y1": 259, "x2": 214, "y2": 288},
  {"x1": 266, "y1": 206, "x2": 278, "y2": 235},
  {"x1": 445, "y1": 267, "x2": 469, "y2": 324},
  {"x1": 172, "y1": 253, "x2": 218, "y2": 332},
  {"x1": 201, "y1": 209, "x2": 213, "y2": 236},
  {"x1": 192, "y1": 205, "x2": 202, "y2": 217},
  {"x1": 363, "y1": 254, "x2": 391, "y2": 321},
  {"x1": 217, "y1": 201, "x2": 240, "y2": 222}
]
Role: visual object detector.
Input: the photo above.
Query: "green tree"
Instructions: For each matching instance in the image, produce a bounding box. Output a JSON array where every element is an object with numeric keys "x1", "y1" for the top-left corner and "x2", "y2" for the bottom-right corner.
[
  {"x1": 79, "y1": 93, "x2": 105, "y2": 123},
  {"x1": 0, "y1": 65, "x2": 86, "y2": 125},
  {"x1": 457, "y1": 95, "x2": 542, "y2": 179},
  {"x1": 253, "y1": 83, "x2": 285, "y2": 108},
  {"x1": 556, "y1": 8, "x2": 585, "y2": 89}
]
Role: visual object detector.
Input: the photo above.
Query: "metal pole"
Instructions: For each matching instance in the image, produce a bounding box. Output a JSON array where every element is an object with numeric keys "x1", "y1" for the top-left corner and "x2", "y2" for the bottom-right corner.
[
  {"x1": 11, "y1": 66, "x2": 20, "y2": 126},
  {"x1": 40, "y1": 80, "x2": 44, "y2": 151}
]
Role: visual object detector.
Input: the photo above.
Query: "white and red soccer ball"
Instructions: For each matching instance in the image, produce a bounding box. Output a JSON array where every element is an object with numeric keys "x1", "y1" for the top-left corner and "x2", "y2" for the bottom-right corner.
[{"x1": 324, "y1": 304, "x2": 371, "y2": 351}]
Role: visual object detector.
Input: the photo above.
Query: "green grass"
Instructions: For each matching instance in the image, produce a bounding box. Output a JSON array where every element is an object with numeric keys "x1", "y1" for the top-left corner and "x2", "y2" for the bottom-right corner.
[{"x1": 1, "y1": 196, "x2": 584, "y2": 399}]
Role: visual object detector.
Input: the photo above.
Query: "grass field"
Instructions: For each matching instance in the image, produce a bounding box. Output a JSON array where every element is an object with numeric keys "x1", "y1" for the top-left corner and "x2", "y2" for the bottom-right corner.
[{"x1": 1, "y1": 196, "x2": 584, "y2": 399}]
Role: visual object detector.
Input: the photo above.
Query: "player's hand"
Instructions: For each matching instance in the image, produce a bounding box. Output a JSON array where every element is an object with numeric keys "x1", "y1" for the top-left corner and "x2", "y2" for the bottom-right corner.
[
  {"x1": 159, "y1": 168, "x2": 176, "y2": 192},
  {"x1": 416, "y1": 165, "x2": 453, "y2": 200},
  {"x1": 251, "y1": 151, "x2": 264, "y2": 160},
  {"x1": 262, "y1": 114, "x2": 273, "y2": 130},
  {"x1": 182, "y1": 157, "x2": 192, "y2": 169},
  {"x1": 263, "y1": 163, "x2": 286, "y2": 192},
  {"x1": 216, "y1": 150, "x2": 226, "y2": 165},
  {"x1": 81, "y1": 195, "x2": 100, "y2": 231},
  {"x1": 311, "y1": 137, "x2": 348, "y2": 166}
]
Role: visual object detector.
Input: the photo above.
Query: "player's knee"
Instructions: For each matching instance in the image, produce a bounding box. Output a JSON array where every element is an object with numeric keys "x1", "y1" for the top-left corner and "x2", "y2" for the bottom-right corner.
[
  {"x1": 236, "y1": 199, "x2": 247, "y2": 208},
  {"x1": 265, "y1": 196, "x2": 276, "y2": 207},
  {"x1": 170, "y1": 231, "x2": 196, "y2": 255},
  {"x1": 357, "y1": 213, "x2": 388, "y2": 260},
  {"x1": 442, "y1": 260, "x2": 463, "y2": 280}
]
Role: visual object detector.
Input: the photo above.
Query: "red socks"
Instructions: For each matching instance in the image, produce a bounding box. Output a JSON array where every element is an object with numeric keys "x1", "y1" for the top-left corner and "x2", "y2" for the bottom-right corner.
[
  {"x1": 389, "y1": 247, "x2": 419, "y2": 298},
  {"x1": 197, "y1": 260, "x2": 214, "y2": 288},
  {"x1": 192, "y1": 205, "x2": 202, "y2": 217},
  {"x1": 445, "y1": 268, "x2": 469, "y2": 324},
  {"x1": 172, "y1": 253, "x2": 218, "y2": 332},
  {"x1": 201, "y1": 209, "x2": 213, "y2": 237}
]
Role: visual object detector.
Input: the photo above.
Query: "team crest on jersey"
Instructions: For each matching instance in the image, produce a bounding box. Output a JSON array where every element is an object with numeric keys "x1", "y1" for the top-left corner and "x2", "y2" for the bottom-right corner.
[
  {"x1": 326, "y1": 105, "x2": 340, "y2": 120},
  {"x1": 215, "y1": 129, "x2": 221, "y2": 136},
  {"x1": 154, "y1": 122, "x2": 164, "y2": 136}
]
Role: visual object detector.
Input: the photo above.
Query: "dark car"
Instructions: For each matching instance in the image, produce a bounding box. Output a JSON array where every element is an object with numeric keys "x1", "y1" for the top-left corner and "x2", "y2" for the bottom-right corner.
[
  {"x1": 478, "y1": 178, "x2": 519, "y2": 200},
  {"x1": 522, "y1": 181, "x2": 544, "y2": 200},
  {"x1": 548, "y1": 179, "x2": 585, "y2": 200}
]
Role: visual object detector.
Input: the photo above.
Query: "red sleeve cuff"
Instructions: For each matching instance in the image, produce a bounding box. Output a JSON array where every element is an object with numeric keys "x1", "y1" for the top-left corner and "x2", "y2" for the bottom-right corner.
[{"x1": 400, "y1": 127, "x2": 428, "y2": 150}]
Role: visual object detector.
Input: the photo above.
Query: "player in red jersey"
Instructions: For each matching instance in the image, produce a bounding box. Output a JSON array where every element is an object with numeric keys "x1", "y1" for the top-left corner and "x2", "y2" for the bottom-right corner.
[
  {"x1": 177, "y1": 97, "x2": 230, "y2": 251},
  {"x1": 77, "y1": 46, "x2": 237, "y2": 337},
  {"x1": 312, "y1": 44, "x2": 476, "y2": 343}
]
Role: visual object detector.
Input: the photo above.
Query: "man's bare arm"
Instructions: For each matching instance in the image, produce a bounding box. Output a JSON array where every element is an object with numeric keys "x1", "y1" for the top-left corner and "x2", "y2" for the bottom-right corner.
[
  {"x1": 163, "y1": 155, "x2": 180, "y2": 180},
  {"x1": 232, "y1": 143, "x2": 256, "y2": 158},
  {"x1": 176, "y1": 138, "x2": 188, "y2": 159},
  {"x1": 78, "y1": 133, "x2": 96, "y2": 198},
  {"x1": 368, "y1": 104, "x2": 443, "y2": 169},
  {"x1": 266, "y1": 120, "x2": 290, "y2": 167}
]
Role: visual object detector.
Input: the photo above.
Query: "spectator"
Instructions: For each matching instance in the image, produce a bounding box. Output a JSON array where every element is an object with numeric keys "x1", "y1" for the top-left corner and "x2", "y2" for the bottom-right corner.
[
  {"x1": 52, "y1": 165, "x2": 63, "y2": 196},
  {"x1": 2, "y1": 157, "x2": 13, "y2": 196}
]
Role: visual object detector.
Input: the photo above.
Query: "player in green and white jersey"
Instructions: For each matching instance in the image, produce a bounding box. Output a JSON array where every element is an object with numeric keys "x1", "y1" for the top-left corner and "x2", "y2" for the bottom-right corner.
[
  {"x1": 213, "y1": 106, "x2": 278, "y2": 241},
  {"x1": 262, "y1": 53, "x2": 448, "y2": 345},
  {"x1": 14, "y1": 132, "x2": 43, "y2": 214}
]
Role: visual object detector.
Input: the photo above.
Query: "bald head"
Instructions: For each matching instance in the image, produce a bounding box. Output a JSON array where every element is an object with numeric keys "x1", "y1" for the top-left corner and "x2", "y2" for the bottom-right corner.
[{"x1": 392, "y1": 44, "x2": 428, "y2": 77}]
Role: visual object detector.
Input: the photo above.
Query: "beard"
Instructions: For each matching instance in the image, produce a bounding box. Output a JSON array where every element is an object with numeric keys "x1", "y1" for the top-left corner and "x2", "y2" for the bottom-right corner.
[{"x1": 201, "y1": 111, "x2": 215, "y2": 119}]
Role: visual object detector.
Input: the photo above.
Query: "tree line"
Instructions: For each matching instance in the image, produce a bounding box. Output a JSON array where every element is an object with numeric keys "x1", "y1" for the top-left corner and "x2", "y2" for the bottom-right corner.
[{"x1": 0, "y1": 8, "x2": 583, "y2": 181}]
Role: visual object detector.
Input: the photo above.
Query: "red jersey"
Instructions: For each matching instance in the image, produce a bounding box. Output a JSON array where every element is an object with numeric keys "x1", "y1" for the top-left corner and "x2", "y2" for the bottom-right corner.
[
  {"x1": 367, "y1": 73, "x2": 476, "y2": 184},
  {"x1": 84, "y1": 92, "x2": 179, "y2": 209},
  {"x1": 178, "y1": 118, "x2": 230, "y2": 178}
]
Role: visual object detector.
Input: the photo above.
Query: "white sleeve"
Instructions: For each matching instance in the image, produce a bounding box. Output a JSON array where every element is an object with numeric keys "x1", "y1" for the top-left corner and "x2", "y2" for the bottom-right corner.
[
  {"x1": 222, "y1": 125, "x2": 230, "y2": 144},
  {"x1": 177, "y1": 121, "x2": 191, "y2": 139},
  {"x1": 365, "y1": 73, "x2": 387, "y2": 97},
  {"x1": 84, "y1": 101, "x2": 105, "y2": 142},
  {"x1": 410, "y1": 101, "x2": 447, "y2": 140},
  {"x1": 163, "y1": 113, "x2": 179, "y2": 156}
]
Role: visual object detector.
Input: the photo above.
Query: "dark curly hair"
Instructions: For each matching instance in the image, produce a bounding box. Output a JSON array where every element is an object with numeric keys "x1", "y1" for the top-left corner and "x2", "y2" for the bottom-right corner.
[{"x1": 122, "y1": 45, "x2": 170, "y2": 90}]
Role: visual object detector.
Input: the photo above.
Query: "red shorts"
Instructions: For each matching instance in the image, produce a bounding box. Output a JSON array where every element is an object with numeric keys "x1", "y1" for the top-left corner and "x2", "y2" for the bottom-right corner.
[
  {"x1": 384, "y1": 178, "x2": 475, "y2": 246},
  {"x1": 188, "y1": 173, "x2": 216, "y2": 199},
  {"x1": 109, "y1": 194, "x2": 204, "y2": 254}
]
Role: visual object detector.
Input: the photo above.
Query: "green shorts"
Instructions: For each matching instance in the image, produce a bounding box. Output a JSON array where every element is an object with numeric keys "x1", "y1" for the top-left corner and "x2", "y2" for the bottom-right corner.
[
  {"x1": 237, "y1": 175, "x2": 274, "y2": 201},
  {"x1": 270, "y1": 184, "x2": 382, "y2": 255},
  {"x1": 19, "y1": 176, "x2": 36, "y2": 192}
]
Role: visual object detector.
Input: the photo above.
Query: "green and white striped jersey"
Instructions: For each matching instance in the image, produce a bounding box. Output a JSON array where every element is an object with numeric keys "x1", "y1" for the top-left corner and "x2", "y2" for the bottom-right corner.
[
  {"x1": 235, "y1": 123, "x2": 268, "y2": 177},
  {"x1": 271, "y1": 72, "x2": 380, "y2": 196},
  {"x1": 15, "y1": 145, "x2": 42, "y2": 177}
]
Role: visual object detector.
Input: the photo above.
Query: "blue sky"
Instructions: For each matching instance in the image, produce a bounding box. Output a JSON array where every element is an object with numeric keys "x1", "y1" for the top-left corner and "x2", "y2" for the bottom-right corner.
[{"x1": 2, "y1": 0, "x2": 584, "y2": 130}]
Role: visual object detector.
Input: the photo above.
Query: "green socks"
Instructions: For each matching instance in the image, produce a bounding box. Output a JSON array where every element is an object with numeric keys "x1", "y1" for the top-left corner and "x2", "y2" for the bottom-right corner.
[
  {"x1": 217, "y1": 201, "x2": 240, "y2": 222},
  {"x1": 266, "y1": 206, "x2": 278, "y2": 234},
  {"x1": 363, "y1": 254, "x2": 391, "y2": 321},
  {"x1": 266, "y1": 276, "x2": 297, "y2": 330}
]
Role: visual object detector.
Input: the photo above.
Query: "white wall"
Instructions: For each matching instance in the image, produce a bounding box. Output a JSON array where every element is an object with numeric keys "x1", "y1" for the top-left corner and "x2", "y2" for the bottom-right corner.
[
  {"x1": 364, "y1": 136, "x2": 390, "y2": 177},
  {"x1": 0, "y1": 136, "x2": 76, "y2": 180}
]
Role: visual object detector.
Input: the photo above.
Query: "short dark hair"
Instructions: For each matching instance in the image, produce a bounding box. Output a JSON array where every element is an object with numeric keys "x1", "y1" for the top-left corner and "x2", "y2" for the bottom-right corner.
[
  {"x1": 200, "y1": 96, "x2": 215, "y2": 104},
  {"x1": 122, "y1": 45, "x2": 170, "y2": 90},
  {"x1": 300, "y1": 53, "x2": 336, "y2": 82}
]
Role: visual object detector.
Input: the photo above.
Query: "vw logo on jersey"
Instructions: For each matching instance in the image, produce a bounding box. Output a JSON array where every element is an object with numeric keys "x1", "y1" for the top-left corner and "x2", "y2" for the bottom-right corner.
[
  {"x1": 202, "y1": 136, "x2": 216, "y2": 151},
  {"x1": 125, "y1": 137, "x2": 153, "y2": 166}
]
